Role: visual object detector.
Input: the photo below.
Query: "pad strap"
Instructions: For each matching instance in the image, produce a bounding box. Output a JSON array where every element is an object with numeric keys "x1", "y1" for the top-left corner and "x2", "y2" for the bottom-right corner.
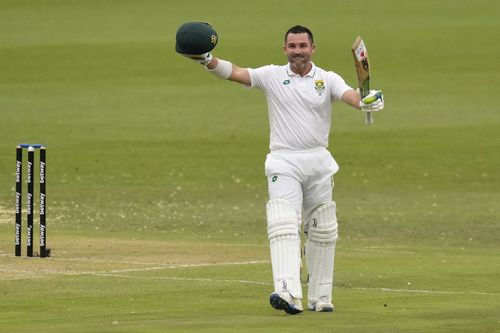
[
  {"x1": 267, "y1": 198, "x2": 299, "y2": 239},
  {"x1": 308, "y1": 201, "x2": 338, "y2": 243}
]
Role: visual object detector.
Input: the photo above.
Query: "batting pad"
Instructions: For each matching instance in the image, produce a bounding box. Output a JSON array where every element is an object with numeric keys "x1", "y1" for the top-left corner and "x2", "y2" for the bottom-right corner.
[
  {"x1": 305, "y1": 201, "x2": 338, "y2": 305},
  {"x1": 266, "y1": 198, "x2": 302, "y2": 299}
]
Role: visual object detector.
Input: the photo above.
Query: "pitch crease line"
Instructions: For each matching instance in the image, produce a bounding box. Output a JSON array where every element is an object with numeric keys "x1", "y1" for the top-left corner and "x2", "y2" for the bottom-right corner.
[
  {"x1": 353, "y1": 287, "x2": 500, "y2": 296},
  {"x1": 87, "y1": 273, "x2": 500, "y2": 297},
  {"x1": 0, "y1": 253, "x2": 269, "y2": 267},
  {"x1": 93, "y1": 273, "x2": 271, "y2": 286},
  {"x1": 62, "y1": 260, "x2": 270, "y2": 276}
]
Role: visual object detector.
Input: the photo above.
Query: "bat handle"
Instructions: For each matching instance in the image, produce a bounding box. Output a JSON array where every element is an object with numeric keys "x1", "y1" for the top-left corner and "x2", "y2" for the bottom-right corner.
[{"x1": 364, "y1": 111, "x2": 373, "y2": 124}]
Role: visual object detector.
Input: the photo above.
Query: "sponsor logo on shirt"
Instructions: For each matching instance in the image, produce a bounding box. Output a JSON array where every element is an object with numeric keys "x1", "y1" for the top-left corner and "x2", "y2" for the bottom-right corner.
[{"x1": 282, "y1": 80, "x2": 291, "y2": 85}]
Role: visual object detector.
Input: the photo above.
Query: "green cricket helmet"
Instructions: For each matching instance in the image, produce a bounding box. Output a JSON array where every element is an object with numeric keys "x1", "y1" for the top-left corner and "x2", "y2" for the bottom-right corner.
[{"x1": 175, "y1": 22, "x2": 218, "y2": 54}]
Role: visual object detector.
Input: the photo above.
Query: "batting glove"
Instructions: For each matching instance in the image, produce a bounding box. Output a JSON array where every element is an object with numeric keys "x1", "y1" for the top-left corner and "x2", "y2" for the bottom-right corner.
[
  {"x1": 182, "y1": 52, "x2": 213, "y2": 65},
  {"x1": 359, "y1": 90, "x2": 384, "y2": 112}
]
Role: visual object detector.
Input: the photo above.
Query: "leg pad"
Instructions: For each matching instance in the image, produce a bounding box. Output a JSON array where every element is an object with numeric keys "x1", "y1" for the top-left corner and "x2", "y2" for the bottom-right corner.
[
  {"x1": 266, "y1": 198, "x2": 302, "y2": 299},
  {"x1": 305, "y1": 201, "x2": 338, "y2": 306}
]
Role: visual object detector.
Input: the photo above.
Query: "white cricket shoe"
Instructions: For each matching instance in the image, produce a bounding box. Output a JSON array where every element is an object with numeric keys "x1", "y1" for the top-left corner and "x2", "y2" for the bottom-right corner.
[
  {"x1": 308, "y1": 297, "x2": 335, "y2": 312},
  {"x1": 269, "y1": 291, "x2": 303, "y2": 315}
]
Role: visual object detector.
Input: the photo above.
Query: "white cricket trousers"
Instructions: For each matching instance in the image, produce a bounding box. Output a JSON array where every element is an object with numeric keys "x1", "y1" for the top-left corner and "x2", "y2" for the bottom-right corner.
[{"x1": 264, "y1": 147, "x2": 339, "y2": 226}]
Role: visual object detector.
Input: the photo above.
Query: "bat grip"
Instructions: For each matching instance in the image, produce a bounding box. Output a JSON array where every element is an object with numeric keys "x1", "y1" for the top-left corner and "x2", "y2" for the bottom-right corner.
[{"x1": 365, "y1": 111, "x2": 373, "y2": 124}]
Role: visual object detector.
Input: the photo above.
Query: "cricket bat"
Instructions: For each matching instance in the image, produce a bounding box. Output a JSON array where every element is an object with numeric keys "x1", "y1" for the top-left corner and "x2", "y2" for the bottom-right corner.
[{"x1": 351, "y1": 36, "x2": 373, "y2": 124}]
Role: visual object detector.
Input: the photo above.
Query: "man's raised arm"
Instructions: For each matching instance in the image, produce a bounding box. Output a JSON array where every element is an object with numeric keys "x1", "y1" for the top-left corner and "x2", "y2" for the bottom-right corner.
[
  {"x1": 206, "y1": 57, "x2": 251, "y2": 86},
  {"x1": 175, "y1": 22, "x2": 251, "y2": 86}
]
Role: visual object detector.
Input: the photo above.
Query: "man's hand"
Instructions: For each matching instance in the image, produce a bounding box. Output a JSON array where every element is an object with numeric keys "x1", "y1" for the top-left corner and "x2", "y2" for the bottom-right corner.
[
  {"x1": 359, "y1": 90, "x2": 384, "y2": 112},
  {"x1": 182, "y1": 52, "x2": 213, "y2": 65}
]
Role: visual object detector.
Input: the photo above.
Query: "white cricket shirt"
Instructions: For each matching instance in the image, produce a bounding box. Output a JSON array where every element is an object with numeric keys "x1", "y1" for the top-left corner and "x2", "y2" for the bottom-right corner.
[{"x1": 249, "y1": 63, "x2": 351, "y2": 151}]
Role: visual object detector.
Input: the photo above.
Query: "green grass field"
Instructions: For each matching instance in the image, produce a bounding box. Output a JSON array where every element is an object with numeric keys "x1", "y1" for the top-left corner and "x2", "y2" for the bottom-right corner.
[{"x1": 1, "y1": 0, "x2": 499, "y2": 332}]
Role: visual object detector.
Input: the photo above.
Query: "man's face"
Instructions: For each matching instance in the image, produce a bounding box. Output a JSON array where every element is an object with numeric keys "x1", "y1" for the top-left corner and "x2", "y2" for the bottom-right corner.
[{"x1": 284, "y1": 32, "x2": 315, "y2": 72}]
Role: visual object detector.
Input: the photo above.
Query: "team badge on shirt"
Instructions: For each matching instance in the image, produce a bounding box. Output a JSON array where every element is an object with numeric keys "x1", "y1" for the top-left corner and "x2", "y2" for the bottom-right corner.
[{"x1": 314, "y1": 80, "x2": 325, "y2": 95}]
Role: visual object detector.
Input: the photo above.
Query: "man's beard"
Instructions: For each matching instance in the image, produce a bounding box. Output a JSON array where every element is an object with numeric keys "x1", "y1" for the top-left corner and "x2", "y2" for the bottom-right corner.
[{"x1": 288, "y1": 54, "x2": 309, "y2": 69}]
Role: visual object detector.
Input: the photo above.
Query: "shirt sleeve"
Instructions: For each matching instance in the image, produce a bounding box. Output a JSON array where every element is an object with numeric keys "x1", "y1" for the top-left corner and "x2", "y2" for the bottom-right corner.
[
  {"x1": 328, "y1": 71, "x2": 353, "y2": 101},
  {"x1": 248, "y1": 65, "x2": 275, "y2": 90}
]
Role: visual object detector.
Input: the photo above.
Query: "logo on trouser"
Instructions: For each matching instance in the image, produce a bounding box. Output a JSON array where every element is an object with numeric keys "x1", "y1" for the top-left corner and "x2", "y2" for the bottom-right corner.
[
  {"x1": 271, "y1": 175, "x2": 278, "y2": 183},
  {"x1": 282, "y1": 280, "x2": 288, "y2": 291}
]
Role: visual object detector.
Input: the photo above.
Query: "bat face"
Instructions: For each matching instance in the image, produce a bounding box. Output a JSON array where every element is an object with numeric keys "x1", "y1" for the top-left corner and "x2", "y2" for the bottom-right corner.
[
  {"x1": 351, "y1": 36, "x2": 373, "y2": 124},
  {"x1": 362, "y1": 58, "x2": 369, "y2": 71},
  {"x1": 353, "y1": 39, "x2": 367, "y2": 64},
  {"x1": 351, "y1": 37, "x2": 370, "y2": 98}
]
